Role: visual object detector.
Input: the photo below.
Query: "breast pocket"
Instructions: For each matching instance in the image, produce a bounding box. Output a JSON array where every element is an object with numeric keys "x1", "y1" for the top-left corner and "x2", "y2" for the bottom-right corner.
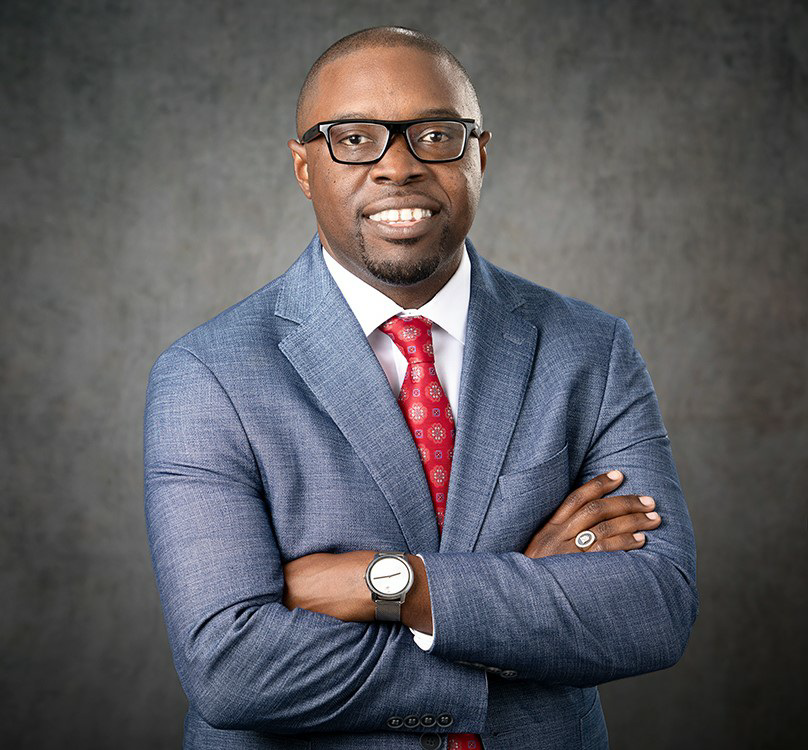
[{"x1": 476, "y1": 443, "x2": 570, "y2": 552}]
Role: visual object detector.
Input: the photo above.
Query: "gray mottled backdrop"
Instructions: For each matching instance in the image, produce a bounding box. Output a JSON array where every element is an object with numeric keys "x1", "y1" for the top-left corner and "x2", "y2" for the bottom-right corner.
[{"x1": 2, "y1": 0, "x2": 805, "y2": 747}]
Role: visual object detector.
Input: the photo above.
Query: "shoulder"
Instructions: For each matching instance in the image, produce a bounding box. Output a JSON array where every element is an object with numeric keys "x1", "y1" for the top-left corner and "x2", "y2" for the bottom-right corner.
[
  {"x1": 150, "y1": 272, "x2": 291, "y2": 381},
  {"x1": 478, "y1": 255, "x2": 624, "y2": 351},
  {"x1": 154, "y1": 237, "x2": 331, "y2": 370},
  {"x1": 477, "y1": 258, "x2": 649, "y2": 410}
]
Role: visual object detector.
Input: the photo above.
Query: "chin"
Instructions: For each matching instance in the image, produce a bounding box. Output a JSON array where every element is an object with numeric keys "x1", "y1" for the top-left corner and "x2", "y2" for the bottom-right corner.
[
  {"x1": 358, "y1": 225, "x2": 454, "y2": 287},
  {"x1": 362, "y1": 254, "x2": 442, "y2": 287}
]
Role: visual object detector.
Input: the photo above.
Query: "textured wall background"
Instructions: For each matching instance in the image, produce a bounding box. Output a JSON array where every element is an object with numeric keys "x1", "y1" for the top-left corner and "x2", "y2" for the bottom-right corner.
[{"x1": 2, "y1": 0, "x2": 805, "y2": 747}]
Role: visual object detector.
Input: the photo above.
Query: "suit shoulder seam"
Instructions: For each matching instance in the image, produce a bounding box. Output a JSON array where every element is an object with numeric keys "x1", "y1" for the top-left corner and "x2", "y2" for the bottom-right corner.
[
  {"x1": 170, "y1": 345, "x2": 262, "y2": 478},
  {"x1": 583, "y1": 316, "x2": 621, "y2": 455}
]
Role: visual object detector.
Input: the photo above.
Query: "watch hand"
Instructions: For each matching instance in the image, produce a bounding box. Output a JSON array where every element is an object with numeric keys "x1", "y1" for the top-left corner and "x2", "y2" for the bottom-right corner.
[{"x1": 374, "y1": 572, "x2": 402, "y2": 579}]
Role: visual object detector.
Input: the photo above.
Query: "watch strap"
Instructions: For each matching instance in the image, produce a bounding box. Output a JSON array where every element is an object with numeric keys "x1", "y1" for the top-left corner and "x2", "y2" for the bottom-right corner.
[{"x1": 375, "y1": 598, "x2": 403, "y2": 622}]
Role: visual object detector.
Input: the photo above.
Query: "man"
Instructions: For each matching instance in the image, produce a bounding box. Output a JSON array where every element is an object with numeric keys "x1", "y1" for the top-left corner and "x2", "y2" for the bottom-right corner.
[{"x1": 144, "y1": 27, "x2": 698, "y2": 750}]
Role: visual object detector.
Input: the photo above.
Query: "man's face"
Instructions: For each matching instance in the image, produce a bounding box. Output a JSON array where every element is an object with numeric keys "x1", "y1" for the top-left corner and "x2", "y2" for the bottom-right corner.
[{"x1": 289, "y1": 46, "x2": 490, "y2": 294}]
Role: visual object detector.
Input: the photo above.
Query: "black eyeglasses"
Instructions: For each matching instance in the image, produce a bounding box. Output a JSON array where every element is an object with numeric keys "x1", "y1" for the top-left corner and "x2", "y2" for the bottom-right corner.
[{"x1": 300, "y1": 118, "x2": 482, "y2": 164}]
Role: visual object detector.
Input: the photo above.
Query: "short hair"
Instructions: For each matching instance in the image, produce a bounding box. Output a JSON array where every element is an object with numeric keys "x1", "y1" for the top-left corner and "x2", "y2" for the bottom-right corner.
[{"x1": 296, "y1": 26, "x2": 482, "y2": 136}]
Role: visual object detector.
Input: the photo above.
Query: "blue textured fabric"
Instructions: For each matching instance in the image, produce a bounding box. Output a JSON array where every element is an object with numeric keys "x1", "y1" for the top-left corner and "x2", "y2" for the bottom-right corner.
[{"x1": 144, "y1": 236, "x2": 698, "y2": 749}]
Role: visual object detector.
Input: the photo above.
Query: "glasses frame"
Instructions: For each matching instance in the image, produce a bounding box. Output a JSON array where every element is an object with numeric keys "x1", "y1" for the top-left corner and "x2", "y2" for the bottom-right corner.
[{"x1": 300, "y1": 117, "x2": 482, "y2": 165}]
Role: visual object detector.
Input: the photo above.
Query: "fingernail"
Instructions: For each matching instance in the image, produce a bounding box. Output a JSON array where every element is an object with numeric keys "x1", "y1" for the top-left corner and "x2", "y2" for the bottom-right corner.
[
  {"x1": 633, "y1": 532, "x2": 645, "y2": 542},
  {"x1": 645, "y1": 511, "x2": 660, "y2": 520},
  {"x1": 607, "y1": 470, "x2": 622, "y2": 480},
  {"x1": 639, "y1": 496, "x2": 654, "y2": 507}
]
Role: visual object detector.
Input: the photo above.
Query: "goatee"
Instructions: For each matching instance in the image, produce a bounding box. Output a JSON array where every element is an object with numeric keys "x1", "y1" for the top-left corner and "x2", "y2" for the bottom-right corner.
[{"x1": 358, "y1": 225, "x2": 451, "y2": 287}]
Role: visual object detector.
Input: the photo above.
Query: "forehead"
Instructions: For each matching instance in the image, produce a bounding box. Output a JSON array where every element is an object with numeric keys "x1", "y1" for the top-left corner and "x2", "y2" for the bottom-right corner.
[{"x1": 304, "y1": 45, "x2": 477, "y2": 124}]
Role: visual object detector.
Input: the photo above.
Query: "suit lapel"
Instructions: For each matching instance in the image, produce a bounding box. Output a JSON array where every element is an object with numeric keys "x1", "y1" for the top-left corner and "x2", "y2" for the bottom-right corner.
[
  {"x1": 440, "y1": 246, "x2": 538, "y2": 552},
  {"x1": 276, "y1": 239, "x2": 440, "y2": 554}
]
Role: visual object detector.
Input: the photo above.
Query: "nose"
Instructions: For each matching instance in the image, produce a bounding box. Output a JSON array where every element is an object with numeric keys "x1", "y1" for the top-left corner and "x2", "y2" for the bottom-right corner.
[{"x1": 368, "y1": 132, "x2": 428, "y2": 185}]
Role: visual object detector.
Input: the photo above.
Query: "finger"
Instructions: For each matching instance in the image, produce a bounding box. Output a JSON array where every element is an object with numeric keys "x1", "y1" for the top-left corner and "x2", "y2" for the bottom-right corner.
[
  {"x1": 586, "y1": 510, "x2": 662, "y2": 542},
  {"x1": 587, "y1": 531, "x2": 648, "y2": 553},
  {"x1": 551, "y1": 470, "x2": 625, "y2": 525},
  {"x1": 565, "y1": 494, "x2": 655, "y2": 537}
]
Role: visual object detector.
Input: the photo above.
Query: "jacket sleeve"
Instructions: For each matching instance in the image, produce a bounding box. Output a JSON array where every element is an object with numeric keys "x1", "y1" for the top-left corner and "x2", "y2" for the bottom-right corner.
[
  {"x1": 144, "y1": 345, "x2": 487, "y2": 733},
  {"x1": 419, "y1": 317, "x2": 699, "y2": 686}
]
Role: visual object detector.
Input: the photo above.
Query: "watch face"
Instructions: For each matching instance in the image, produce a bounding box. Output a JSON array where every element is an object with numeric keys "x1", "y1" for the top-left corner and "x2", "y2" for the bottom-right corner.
[{"x1": 368, "y1": 556, "x2": 412, "y2": 596}]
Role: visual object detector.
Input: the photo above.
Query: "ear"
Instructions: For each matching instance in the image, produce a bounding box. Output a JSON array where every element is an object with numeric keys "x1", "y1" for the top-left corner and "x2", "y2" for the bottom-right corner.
[
  {"x1": 288, "y1": 139, "x2": 312, "y2": 199},
  {"x1": 477, "y1": 131, "x2": 491, "y2": 175}
]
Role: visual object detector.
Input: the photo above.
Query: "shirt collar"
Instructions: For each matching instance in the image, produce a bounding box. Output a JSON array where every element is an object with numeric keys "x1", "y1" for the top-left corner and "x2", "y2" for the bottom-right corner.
[{"x1": 321, "y1": 241, "x2": 470, "y2": 345}]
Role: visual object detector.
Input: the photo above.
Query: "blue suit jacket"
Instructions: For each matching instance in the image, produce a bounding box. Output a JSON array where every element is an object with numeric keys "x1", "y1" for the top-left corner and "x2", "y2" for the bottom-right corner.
[{"x1": 144, "y1": 237, "x2": 698, "y2": 749}]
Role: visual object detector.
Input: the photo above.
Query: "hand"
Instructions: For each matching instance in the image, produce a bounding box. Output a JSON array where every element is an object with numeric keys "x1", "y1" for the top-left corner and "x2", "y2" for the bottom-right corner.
[{"x1": 522, "y1": 470, "x2": 661, "y2": 558}]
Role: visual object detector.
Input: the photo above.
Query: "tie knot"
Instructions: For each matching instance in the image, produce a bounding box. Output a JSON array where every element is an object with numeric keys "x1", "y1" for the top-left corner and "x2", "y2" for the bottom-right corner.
[{"x1": 380, "y1": 315, "x2": 435, "y2": 364}]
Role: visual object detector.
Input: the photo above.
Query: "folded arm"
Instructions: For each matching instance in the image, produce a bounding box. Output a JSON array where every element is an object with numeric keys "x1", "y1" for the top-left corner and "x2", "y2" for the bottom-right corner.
[
  {"x1": 280, "y1": 318, "x2": 698, "y2": 686},
  {"x1": 144, "y1": 345, "x2": 487, "y2": 733},
  {"x1": 419, "y1": 317, "x2": 698, "y2": 684}
]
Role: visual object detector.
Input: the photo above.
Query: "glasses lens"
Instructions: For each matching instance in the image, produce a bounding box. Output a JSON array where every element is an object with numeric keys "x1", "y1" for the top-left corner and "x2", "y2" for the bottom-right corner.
[
  {"x1": 407, "y1": 121, "x2": 468, "y2": 161},
  {"x1": 328, "y1": 123, "x2": 389, "y2": 162}
]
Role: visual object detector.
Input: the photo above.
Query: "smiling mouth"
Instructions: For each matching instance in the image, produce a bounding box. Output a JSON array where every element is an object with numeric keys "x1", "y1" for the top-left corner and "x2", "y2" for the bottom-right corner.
[{"x1": 367, "y1": 207, "x2": 434, "y2": 225}]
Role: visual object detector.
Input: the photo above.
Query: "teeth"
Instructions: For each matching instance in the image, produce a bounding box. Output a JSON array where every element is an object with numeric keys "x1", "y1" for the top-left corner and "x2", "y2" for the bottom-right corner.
[{"x1": 368, "y1": 208, "x2": 433, "y2": 222}]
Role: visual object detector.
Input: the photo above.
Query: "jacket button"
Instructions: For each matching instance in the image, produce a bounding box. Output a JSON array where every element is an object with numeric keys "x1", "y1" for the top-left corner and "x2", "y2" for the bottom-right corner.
[
  {"x1": 485, "y1": 665, "x2": 502, "y2": 673},
  {"x1": 501, "y1": 669, "x2": 517, "y2": 678},
  {"x1": 437, "y1": 713, "x2": 454, "y2": 728},
  {"x1": 404, "y1": 715, "x2": 420, "y2": 728},
  {"x1": 421, "y1": 714, "x2": 436, "y2": 727},
  {"x1": 420, "y1": 733, "x2": 441, "y2": 750},
  {"x1": 387, "y1": 716, "x2": 403, "y2": 728}
]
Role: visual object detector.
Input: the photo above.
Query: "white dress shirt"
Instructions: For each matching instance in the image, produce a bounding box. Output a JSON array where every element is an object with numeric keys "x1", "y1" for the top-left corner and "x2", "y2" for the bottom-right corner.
[{"x1": 321, "y1": 244, "x2": 472, "y2": 651}]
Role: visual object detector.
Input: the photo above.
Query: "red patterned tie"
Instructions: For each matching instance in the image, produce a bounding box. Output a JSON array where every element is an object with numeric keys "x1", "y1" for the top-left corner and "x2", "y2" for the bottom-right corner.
[{"x1": 381, "y1": 314, "x2": 482, "y2": 750}]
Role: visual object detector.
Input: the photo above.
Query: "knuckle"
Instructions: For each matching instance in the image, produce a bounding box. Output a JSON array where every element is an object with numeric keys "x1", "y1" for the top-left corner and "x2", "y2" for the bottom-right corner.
[
  {"x1": 566, "y1": 489, "x2": 584, "y2": 506},
  {"x1": 625, "y1": 512, "x2": 645, "y2": 528},
  {"x1": 589, "y1": 477, "x2": 605, "y2": 493},
  {"x1": 595, "y1": 520, "x2": 611, "y2": 537},
  {"x1": 583, "y1": 499, "x2": 603, "y2": 518}
]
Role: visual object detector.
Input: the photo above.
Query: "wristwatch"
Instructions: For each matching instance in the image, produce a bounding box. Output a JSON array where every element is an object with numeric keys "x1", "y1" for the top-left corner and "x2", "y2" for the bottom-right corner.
[{"x1": 364, "y1": 552, "x2": 415, "y2": 622}]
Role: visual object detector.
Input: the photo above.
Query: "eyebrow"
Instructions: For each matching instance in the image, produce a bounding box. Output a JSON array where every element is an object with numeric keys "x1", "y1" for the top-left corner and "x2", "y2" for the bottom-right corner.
[{"x1": 325, "y1": 107, "x2": 466, "y2": 121}]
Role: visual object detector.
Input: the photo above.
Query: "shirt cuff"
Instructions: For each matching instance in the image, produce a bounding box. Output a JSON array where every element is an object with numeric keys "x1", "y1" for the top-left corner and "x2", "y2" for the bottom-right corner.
[
  {"x1": 409, "y1": 628, "x2": 435, "y2": 651},
  {"x1": 409, "y1": 554, "x2": 435, "y2": 651}
]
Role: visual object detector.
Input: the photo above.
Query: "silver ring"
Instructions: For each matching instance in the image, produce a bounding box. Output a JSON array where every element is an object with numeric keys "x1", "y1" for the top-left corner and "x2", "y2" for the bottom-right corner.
[{"x1": 575, "y1": 530, "x2": 596, "y2": 550}]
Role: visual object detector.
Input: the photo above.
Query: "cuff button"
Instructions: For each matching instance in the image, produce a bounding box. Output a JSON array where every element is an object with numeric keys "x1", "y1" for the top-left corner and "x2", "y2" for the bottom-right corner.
[
  {"x1": 421, "y1": 714, "x2": 436, "y2": 727},
  {"x1": 501, "y1": 669, "x2": 517, "y2": 678},
  {"x1": 404, "y1": 715, "x2": 420, "y2": 728},
  {"x1": 387, "y1": 716, "x2": 403, "y2": 729},
  {"x1": 437, "y1": 713, "x2": 454, "y2": 728}
]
